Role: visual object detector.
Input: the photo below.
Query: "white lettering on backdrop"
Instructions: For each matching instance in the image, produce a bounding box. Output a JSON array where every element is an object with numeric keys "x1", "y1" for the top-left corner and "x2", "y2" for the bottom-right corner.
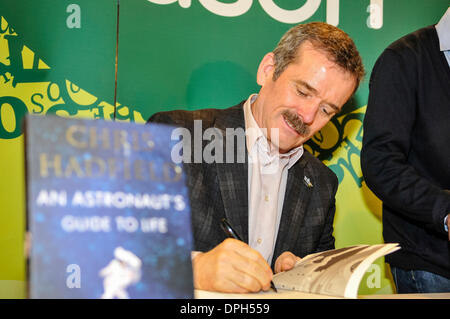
[{"x1": 146, "y1": 0, "x2": 384, "y2": 28}]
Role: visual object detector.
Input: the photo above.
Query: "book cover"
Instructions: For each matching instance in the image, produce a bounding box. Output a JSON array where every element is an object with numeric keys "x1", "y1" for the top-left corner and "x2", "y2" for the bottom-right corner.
[{"x1": 25, "y1": 115, "x2": 194, "y2": 298}]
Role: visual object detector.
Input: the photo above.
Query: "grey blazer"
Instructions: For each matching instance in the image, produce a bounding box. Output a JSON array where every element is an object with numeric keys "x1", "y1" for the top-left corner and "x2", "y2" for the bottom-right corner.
[{"x1": 148, "y1": 101, "x2": 337, "y2": 268}]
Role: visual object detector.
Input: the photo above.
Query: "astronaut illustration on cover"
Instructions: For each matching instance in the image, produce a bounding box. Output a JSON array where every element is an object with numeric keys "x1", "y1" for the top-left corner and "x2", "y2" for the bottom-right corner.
[{"x1": 99, "y1": 246, "x2": 142, "y2": 299}]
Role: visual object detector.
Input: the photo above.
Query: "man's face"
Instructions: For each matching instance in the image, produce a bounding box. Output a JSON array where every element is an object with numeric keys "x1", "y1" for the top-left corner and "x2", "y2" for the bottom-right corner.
[{"x1": 252, "y1": 41, "x2": 357, "y2": 153}]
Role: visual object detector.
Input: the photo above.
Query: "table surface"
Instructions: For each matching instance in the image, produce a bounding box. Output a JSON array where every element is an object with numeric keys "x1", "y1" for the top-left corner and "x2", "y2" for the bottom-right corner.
[{"x1": 195, "y1": 289, "x2": 450, "y2": 299}]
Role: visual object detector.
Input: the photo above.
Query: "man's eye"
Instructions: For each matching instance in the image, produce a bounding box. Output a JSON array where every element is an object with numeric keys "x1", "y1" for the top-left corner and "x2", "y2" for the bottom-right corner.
[
  {"x1": 321, "y1": 107, "x2": 333, "y2": 116},
  {"x1": 297, "y1": 89, "x2": 307, "y2": 97}
]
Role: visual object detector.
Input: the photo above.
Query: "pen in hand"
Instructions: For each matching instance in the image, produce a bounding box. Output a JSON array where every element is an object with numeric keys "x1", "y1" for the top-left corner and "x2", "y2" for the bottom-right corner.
[{"x1": 220, "y1": 218, "x2": 278, "y2": 293}]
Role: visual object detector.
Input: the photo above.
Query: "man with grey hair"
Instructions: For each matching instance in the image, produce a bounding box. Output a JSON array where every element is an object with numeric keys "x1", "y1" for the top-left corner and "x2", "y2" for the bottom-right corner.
[{"x1": 149, "y1": 22, "x2": 364, "y2": 293}]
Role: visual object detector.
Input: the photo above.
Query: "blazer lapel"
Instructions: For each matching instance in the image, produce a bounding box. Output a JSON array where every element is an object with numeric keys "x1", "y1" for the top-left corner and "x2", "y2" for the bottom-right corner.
[
  {"x1": 272, "y1": 156, "x2": 313, "y2": 261},
  {"x1": 213, "y1": 103, "x2": 249, "y2": 243}
]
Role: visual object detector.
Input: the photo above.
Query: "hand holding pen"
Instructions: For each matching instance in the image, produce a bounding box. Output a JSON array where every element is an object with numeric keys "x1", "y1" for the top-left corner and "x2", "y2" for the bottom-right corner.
[
  {"x1": 220, "y1": 218, "x2": 277, "y2": 292},
  {"x1": 191, "y1": 220, "x2": 275, "y2": 293}
]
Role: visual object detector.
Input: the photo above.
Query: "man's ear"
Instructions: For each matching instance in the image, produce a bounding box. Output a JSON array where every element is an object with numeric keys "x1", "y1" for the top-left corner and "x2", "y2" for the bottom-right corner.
[{"x1": 256, "y1": 52, "x2": 275, "y2": 86}]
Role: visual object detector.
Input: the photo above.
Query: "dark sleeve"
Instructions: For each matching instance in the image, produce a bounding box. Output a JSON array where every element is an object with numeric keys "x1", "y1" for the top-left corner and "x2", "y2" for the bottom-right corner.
[
  {"x1": 360, "y1": 49, "x2": 450, "y2": 235},
  {"x1": 147, "y1": 111, "x2": 177, "y2": 125},
  {"x1": 316, "y1": 170, "x2": 337, "y2": 252}
]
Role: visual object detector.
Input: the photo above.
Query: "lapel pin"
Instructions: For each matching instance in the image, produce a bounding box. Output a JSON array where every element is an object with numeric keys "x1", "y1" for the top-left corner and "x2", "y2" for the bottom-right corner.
[{"x1": 303, "y1": 176, "x2": 313, "y2": 188}]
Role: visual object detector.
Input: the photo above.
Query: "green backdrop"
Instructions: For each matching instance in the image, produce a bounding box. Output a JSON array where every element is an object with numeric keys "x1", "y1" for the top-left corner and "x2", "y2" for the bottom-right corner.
[{"x1": 0, "y1": 0, "x2": 448, "y2": 298}]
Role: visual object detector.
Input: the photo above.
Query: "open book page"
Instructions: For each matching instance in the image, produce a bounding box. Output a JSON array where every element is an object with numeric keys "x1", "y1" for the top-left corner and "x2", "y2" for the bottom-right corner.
[
  {"x1": 272, "y1": 244, "x2": 400, "y2": 298},
  {"x1": 194, "y1": 289, "x2": 342, "y2": 299},
  {"x1": 343, "y1": 244, "x2": 400, "y2": 298}
]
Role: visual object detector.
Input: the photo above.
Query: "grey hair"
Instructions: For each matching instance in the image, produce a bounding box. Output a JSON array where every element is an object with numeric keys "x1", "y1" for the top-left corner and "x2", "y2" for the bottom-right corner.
[{"x1": 272, "y1": 22, "x2": 365, "y2": 90}]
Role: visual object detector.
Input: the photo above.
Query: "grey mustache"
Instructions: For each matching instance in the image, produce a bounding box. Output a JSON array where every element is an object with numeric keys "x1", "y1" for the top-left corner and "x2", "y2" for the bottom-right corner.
[{"x1": 281, "y1": 110, "x2": 309, "y2": 136}]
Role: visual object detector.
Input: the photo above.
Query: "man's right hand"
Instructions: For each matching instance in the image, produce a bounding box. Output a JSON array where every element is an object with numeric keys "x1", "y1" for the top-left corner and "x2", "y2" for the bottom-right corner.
[
  {"x1": 192, "y1": 238, "x2": 273, "y2": 293},
  {"x1": 447, "y1": 213, "x2": 450, "y2": 241}
]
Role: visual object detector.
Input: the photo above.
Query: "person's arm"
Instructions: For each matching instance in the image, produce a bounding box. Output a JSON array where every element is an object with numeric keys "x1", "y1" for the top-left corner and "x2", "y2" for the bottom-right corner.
[
  {"x1": 148, "y1": 111, "x2": 278, "y2": 288},
  {"x1": 361, "y1": 49, "x2": 450, "y2": 236}
]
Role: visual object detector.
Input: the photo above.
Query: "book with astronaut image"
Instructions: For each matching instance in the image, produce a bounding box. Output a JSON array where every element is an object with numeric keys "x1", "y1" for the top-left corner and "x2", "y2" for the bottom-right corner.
[
  {"x1": 272, "y1": 243, "x2": 400, "y2": 298},
  {"x1": 24, "y1": 115, "x2": 194, "y2": 298}
]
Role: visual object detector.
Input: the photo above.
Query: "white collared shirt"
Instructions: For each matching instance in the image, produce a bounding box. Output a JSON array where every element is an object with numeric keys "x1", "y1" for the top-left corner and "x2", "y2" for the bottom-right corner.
[
  {"x1": 244, "y1": 94, "x2": 304, "y2": 264},
  {"x1": 436, "y1": 7, "x2": 450, "y2": 67}
]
